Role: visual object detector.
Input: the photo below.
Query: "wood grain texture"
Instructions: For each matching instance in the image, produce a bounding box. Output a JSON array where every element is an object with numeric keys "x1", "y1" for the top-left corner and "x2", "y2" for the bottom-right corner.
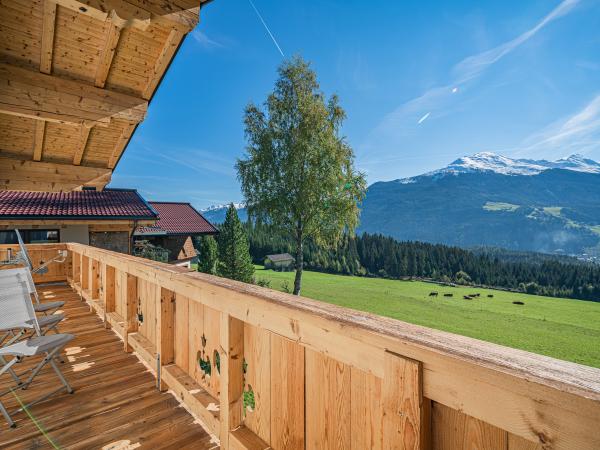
[
  {"x1": 508, "y1": 433, "x2": 543, "y2": 450},
  {"x1": 174, "y1": 293, "x2": 190, "y2": 369},
  {"x1": 351, "y1": 367, "x2": 383, "y2": 450},
  {"x1": 40, "y1": 0, "x2": 57, "y2": 74},
  {"x1": 270, "y1": 334, "x2": 305, "y2": 450},
  {"x1": 382, "y1": 352, "x2": 425, "y2": 450},
  {"x1": 306, "y1": 349, "x2": 351, "y2": 450},
  {"x1": 243, "y1": 323, "x2": 271, "y2": 444},
  {"x1": 32, "y1": 120, "x2": 45, "y2": 161},
  {"x1": 432, "y1": 402, "x2": 507, "y2": 450}
]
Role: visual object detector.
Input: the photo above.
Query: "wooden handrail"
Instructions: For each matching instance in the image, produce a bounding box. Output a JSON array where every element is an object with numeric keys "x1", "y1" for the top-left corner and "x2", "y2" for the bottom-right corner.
[{"x1": 8, "y1": 242, "x2": 599, "y2": 450}]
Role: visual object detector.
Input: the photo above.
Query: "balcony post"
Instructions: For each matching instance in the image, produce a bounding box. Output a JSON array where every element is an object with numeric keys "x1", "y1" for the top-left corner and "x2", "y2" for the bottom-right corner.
[
  {"x1": 219, "y1": 313, "x2": 244, "y2": 449},
  {"x1": 101, "y1": 264, "x2": 116, "y2": 327},
  {"x1": 122, "y1": 273, "x2": 138, "y2": 352},
  {"x1": 382, "y1": 351, "x2": 430, "y2": 450},
  {"x1": 157, "y1": 287, "x2": 175, "y2": 391}
]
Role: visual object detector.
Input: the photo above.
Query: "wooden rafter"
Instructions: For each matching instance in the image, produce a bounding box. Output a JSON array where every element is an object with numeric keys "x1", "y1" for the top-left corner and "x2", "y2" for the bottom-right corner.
[
  {"x1": 0, "y1": 63, "x2": 147, "y2": 126},
  {"x1": 33, "y1": 121, "x2": 46, "y2": 162},
  {"x1": 143, "y1": 28, "x2": 185, "y2": 99},
  {"x1": 0, "y1": 156, "x2": 112, "y2": 192},
  {"x1": 108, "y1": 122, "x2": 136, "y2": 169},
  {"x1": 95, "y1": 22, "x2": 122, "y2": 88},
  {"x1": 73, "y1": 125, "x2": 93, "y2": 165},
  {"x1": 53, "y1": 0, "x2": 200, "y2": 31},
  {"x1": 40, "y1": 0, "x2": 57, "y2": 75}
]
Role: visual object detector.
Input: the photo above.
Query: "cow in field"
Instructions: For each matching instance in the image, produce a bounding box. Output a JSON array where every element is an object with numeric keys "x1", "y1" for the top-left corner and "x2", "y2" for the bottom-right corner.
[
  {"x1": 444, "y1": 293, "x2": 453, "y2": 297},
  {"x1": 429, "y1": 292, "x2": 438, "y2": 297}
]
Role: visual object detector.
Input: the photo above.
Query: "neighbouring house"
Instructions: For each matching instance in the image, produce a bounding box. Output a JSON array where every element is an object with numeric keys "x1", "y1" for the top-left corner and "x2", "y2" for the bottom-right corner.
[
  {"x1": 264, "y1": 253, "x2": 295, "y2": 271},
  {"x1": 134, "y1": 202, "x2": 218, "y2": 267},
  {"x1": 0, "y1": 189, "x2": 157, "y2": 254}
]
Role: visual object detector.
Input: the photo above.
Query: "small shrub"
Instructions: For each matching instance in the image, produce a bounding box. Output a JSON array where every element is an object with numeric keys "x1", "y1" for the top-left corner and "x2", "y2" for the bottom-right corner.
[
  {"x1": 256, "y1": 278, "x2": 271, "y2": 288},
  {"x1": 281, "y1": 280, "x2": 291, "y2": 294}
]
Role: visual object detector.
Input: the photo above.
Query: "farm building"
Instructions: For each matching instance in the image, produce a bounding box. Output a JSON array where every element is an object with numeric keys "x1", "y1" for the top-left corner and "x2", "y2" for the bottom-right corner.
[
  {"x1": 0, "y1": 189, "x2": 157, "y2": 254},
  {"x1": 265, "y1": 253, "x2": 295, "y2": 271},
  {"x1": 134, "y1": 201, "x2": 218, "y2": 266}
]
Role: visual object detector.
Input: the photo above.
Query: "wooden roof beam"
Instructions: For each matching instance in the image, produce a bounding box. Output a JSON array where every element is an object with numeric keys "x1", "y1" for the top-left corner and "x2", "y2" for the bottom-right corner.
[
  {"x1": 0, "y1": 63, "x2": 147, "y2": 127},
  {"x1": 40, "y1": 1, "x2": 57, "y2": 75},
  {"x1": 73, "y1": 125, "x2": 93, "y2": 165},
  {"x1": 54, "y1": 0, "x2": 201, "y2": 31},
  {"x1": 0, "y1": 156, "x2": 112, "y2": 192},
  {"x1": 95, "y1": 21, "x2": 122, "y2": 88},
  {"x1": 33, "y1": 121, "x2": 46, "y2": 162},
  {"x1": 108, "y1": 122, "x2": 136, "y2": 169}
]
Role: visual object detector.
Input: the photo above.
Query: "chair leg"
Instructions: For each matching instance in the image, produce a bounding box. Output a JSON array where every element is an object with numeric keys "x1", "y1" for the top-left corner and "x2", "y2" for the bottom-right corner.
[
  {"x1": 0, "y1": 399, "x2": 15, "y2": 428},
  {"x1": 49, "y1": 358, "x2": 73, "y2": 394}
]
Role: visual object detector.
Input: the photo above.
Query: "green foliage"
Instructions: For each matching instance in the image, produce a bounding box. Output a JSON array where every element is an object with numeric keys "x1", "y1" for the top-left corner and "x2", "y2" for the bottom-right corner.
[
  {"x1": 256, "y1": 278, "x2": 271, "y2": 288},
  {"x1": 196, "y1": 235, "x2": 218, "y2": 274},
  {"x1": 237, "y1": 56, "x2": 366, "y2": 295},
  {"x1": 217, "y1": 204, "x2": 254, "y2": 283},
  {"x1": 133, "y1": 239, "x2": 169, "y2": 263},
  {"x1": 245, "y1": 222, "x2": 600, "y2": 301},
  {"x1": 255, "y1": 267, "x2": 600, "y2": 368}
]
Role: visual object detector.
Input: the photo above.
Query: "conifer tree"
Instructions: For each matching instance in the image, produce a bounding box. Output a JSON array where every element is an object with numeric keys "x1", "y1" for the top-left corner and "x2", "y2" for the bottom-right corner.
[
  {"x1": 217, "y1": 204, "x2": 254, "y2": 283},
  {"x1": 197, "y1": 235, "x2": 218, "y2": 275}
]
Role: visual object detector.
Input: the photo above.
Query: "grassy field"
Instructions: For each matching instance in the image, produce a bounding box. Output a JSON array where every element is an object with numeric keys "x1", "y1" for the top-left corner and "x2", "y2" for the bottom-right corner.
[{"x1": 254, "y1": 266, "x2": 600, "y2": 368}]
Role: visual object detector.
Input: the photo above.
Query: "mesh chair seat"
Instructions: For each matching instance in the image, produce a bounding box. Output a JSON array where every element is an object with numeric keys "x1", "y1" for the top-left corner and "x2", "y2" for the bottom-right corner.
[
  {"x1": 34, "y1": 301, "x2": 65, "y2": 313},
  {"x1": 0, "y1": 333, "x2": 74, "y2": 357},
  {"x1": 27, "y1": 314, "x2": 64, "y2": 330}
]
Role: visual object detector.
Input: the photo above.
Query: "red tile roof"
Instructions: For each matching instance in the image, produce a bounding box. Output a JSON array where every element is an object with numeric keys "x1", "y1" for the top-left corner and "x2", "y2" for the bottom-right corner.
[
  {"x1": 0, "y1": 189, "x2": 157, "y2": 219},
  {"x1": 135, "y1": 202, "x2": 218, "y2": 236}
]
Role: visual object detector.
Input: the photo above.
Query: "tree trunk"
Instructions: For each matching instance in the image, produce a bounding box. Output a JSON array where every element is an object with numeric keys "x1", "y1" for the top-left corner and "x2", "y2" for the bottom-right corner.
[{"x1": 293, "y1": 225, "x2": 303, "y2": 295}]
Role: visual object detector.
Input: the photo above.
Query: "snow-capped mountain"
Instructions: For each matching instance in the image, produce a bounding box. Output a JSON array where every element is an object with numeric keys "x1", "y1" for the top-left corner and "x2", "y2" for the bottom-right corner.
[
  {"x1": 201, "y1": 202, "x2": 245, "y2": 213},
  {"x1": 398, "y1": 152, "x2": 600, "y2": 183},
  {"x1": 201, "y1": 203, "x2": 247, "y2": 223}
]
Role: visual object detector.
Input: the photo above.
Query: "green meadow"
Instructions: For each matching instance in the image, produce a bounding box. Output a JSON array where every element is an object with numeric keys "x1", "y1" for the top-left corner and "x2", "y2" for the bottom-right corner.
[{"x1": 254, "y1": 266, "x2": 600, "y2": 368}]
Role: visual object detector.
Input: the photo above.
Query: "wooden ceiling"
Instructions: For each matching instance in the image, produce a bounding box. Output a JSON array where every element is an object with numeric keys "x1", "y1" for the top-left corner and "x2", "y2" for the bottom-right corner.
[{"x1": 0, "y1": 0, "x2": 208, "y2": 192}]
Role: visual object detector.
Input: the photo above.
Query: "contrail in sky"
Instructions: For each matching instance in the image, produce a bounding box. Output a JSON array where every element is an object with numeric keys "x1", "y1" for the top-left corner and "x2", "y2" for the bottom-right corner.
[
  {"x1": 417, "y1": 112, "x2": 430, "y2": 124},
  {"x1": 247, "y1": 0, "x2": 285, "y2": 57}
]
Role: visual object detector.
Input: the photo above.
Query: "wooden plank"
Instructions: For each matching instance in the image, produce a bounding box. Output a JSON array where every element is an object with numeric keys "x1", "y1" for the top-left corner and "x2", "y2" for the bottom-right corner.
[
  {"x1": 220, "y1": 313, "x2": 245, "y2": 449},
  {"x1": 128, "y1": 332, "x2": 157, "y2": 375},
  {"x1": 143, "y1": 28, "x2": 184, "y2": 99},
  {"x1": 103, "y1": 264, "x2": 116, "y2": 314},
  {"x1": 174, "y1": 293, "x2": 189, "y2": 370},
  {"x1": 81, "y1": 255, "x2": 89, "y2": 290},
  {"x1": 508, "y1": 433, "x2": 543, "y2": 450},
  {"x1": 351, "y1": 367, "x2": 383, "y2": 450},
  {"x1": 382, "y1": 352, "x2": 427, "y2": 450},
  {"x1": 95, "y1": 22, "x2": 121, "y2": 88},
  {"x1": 90, "y1": 258, "x2": 100, "y2": 300},
  {"x1": 188, "y1": 299, "x2": 205, "y2": 386},
  {"x1": 432, "y1": 402, "x2": 507, "y2": 450},
  {"x1": 107, "y1": 122, "x2": 136, "y2": 169},
  {"x1": 306, "y1": 349, "x2": 351, "y2": 450},
  {"x1": 229, "y1": 425, "x2": 270, "y2": 450},
  {"x1": 0, "y1": 157, "x2": 112, "y2": 192},
  {"x1": 161, "y1": 364, "x2": 220, "y2": 437},
  {"x1": 40, "y1": 0, "x2": 57, "y2": 74},
  {"x1": 32, "y1": 120, "x2": 45, "y2": 161},
  {"x1": 158, "y1": 287, "x2": 176, "y2": 387},
  {"x1": 0, "y1": 63, "x2": 147, "y2": 126},
  {"x1": 73, "y1": 125, "x2": 92, "y2": 165},
  {"x1": 204, "y1": 305, "x2": 221, "y2": 398},
  {"x1": 53, "y1": 0, "x2": 151, "y2": 29},
  {"x1": 123, "y1": 273, "x2": 138, "y2": 352},
  {"x1": 243, "y1": 324, "x2": 271, "y2": 443},
  {"x1": 270, "y1": 334, "x2": 304, "y2": 450}
]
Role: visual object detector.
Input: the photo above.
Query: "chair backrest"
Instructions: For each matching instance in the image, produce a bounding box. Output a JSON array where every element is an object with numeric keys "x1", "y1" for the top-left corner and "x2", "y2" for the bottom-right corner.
[
  {"x1": 0, "y1": 268, "x2": 40, "y2": 335},
  {"x1": 0, "y1": 267, "x2": 39, "y2": 305},
  {"x1": 15, "y1": 229, "x2": 33, "y2": 271}
]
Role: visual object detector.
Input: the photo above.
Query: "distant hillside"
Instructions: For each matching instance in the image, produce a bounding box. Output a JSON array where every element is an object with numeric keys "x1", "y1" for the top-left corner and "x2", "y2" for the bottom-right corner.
[
  {"x1": 359, "y1": 154, "x2": 600, "y2": 257},
  {"x1": 201, "y1": 203, "x2": 246, "y2": 224}
]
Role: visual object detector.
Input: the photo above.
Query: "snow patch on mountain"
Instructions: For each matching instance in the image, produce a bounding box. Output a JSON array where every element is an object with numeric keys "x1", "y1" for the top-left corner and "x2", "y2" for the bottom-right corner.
[
  {"x1": 397, "y1": 152, "x2": 600, "y2": 183},
  {"x1": 201, "y1": 202, "x2": 245, "y2": 213}
]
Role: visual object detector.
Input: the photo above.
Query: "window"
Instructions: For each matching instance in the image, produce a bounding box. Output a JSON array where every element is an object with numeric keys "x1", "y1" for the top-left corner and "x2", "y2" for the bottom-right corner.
[{"x1": 0, "y1": 229, "x2": 60, "y2": 244}]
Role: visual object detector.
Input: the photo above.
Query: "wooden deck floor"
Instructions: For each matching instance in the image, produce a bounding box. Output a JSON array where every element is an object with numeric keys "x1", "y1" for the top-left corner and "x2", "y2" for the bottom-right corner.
[{"x1": 0, "y1": 283, "x2": 218, "y2": 450}]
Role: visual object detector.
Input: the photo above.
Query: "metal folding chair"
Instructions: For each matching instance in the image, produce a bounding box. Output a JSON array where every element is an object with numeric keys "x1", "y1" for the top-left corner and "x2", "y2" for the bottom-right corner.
[
  {"x1": 0, "y1": 268, "x2": 74, "y2": 428},
  {"x1": 0, "y1": 267, "x2": 65, "y2": 315}
]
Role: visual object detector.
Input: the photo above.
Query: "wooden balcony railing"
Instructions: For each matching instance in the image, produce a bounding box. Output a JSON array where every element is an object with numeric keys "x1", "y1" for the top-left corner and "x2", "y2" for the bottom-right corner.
[{"x1": 4, "y1": 242, "x2": 600, "y2": 450}]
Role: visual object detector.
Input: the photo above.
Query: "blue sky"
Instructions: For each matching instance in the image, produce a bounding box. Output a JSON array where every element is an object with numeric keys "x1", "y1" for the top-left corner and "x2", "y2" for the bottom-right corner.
[{"x1": 111, "y1": 0, "x2": 600, "y2": 209}]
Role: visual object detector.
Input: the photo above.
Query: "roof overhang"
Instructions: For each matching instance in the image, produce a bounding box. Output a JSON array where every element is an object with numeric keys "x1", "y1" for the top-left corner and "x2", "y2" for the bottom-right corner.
[{"x1": 0, "y1": 0, "x2": 208, "y2": 192}]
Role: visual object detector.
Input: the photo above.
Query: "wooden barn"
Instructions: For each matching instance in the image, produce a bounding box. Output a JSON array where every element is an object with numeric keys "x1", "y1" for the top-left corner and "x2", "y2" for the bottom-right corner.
[{"x1": 264, "y1": 252, "x2": 295, "y2": 271}]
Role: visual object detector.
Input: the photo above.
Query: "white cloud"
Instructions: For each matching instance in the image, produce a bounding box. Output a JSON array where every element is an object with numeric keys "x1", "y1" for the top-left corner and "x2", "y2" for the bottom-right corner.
[
  {"x1": 515, "y1": 94, "x2": 600, "y2": 158},
  {"x1": 191, "y1": 30, "x2": 225, "y2": 50},
  {"x1": 365, "y1": 0, "x2": 580, "y2": 149}
]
